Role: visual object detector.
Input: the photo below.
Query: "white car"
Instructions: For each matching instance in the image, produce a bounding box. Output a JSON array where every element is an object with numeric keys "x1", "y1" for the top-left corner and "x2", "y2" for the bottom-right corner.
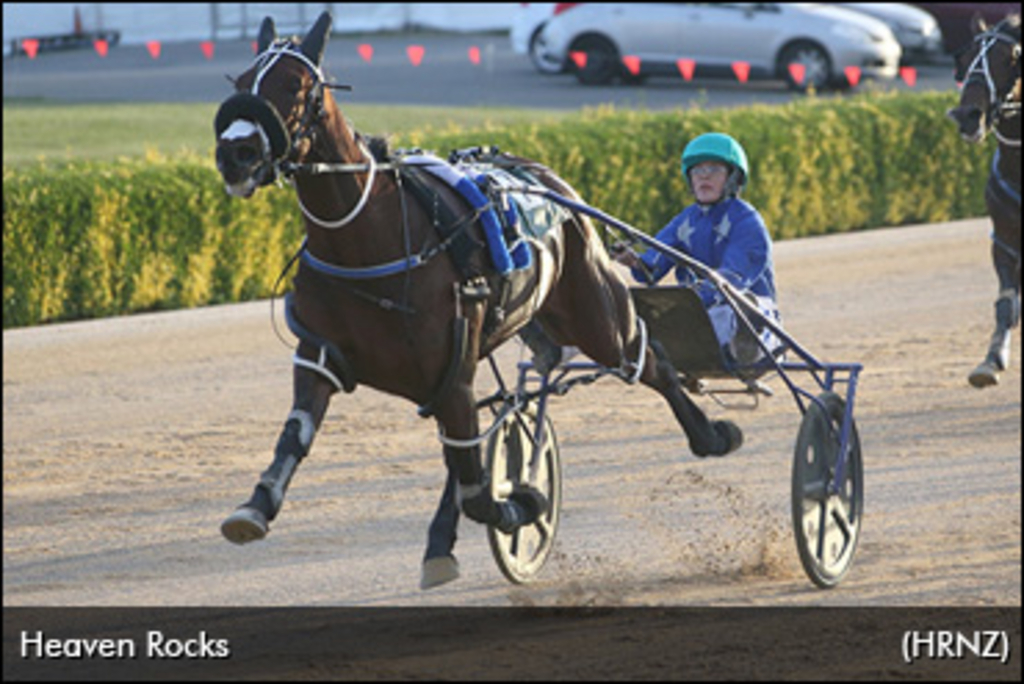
[
  {"x1": 510, "y1": 3, "x2": 580, "y2": 74},
  {"x1": 835, "y1": 3, "x2": 943, "y2": 63},
  {"x1": 536, "y1": 2, "x2": 903, "y2": 89}
]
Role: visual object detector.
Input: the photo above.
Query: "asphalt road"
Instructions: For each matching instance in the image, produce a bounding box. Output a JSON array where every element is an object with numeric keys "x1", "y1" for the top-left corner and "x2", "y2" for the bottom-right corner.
[{"x1": 3, "y1": 31, "x2": 958, "y2": 109}]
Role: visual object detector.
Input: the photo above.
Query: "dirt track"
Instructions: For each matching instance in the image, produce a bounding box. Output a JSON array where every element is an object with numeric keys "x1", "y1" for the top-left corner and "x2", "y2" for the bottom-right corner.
[{"x1": 3, "y1": 218, "x2": 1020, "y2": 609}]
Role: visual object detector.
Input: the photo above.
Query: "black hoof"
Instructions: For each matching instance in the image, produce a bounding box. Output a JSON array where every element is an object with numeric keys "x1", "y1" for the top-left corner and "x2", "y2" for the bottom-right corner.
[
  {"x1": 693, "y1": 420, "x2": 743, "y2": 458},
  {"x1": 509, "y1": 484, "x2": 549, "y2": 522}
]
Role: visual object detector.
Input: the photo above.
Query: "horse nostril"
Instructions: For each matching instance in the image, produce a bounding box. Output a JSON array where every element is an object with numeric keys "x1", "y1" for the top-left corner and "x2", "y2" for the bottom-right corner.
[{"x1": 236, "y1": 146, "x2": 258, "y2": 164}]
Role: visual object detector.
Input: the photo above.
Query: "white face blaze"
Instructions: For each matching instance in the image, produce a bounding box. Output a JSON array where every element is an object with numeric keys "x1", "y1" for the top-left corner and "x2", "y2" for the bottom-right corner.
[{"x1": 220, "y1": 120, "x2": 260, "y2": 141}]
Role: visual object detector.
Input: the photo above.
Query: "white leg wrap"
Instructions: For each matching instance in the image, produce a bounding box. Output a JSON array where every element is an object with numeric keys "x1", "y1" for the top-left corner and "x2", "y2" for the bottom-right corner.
[
  {"x1": 287, "y1": 409, "x2": 316, "y2": 447},
  {"x1": 260, "y1": 455, "x2": 297, "y2": 512}
]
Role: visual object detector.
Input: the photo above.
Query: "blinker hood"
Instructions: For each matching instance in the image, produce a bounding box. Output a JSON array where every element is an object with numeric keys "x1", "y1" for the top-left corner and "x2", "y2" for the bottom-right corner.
[{"x1": 214, "y1": 92, "x2": 290, "y2": 161}]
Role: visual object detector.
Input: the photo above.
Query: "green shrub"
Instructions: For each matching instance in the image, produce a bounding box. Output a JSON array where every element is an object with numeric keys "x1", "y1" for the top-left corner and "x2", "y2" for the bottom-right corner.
[{"x1": 2, "y1": 91, "x2": 994, "y2": 329}]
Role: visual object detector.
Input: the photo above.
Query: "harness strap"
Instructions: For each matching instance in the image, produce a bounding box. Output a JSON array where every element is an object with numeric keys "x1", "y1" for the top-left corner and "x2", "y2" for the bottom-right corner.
[
  {"x1": 300, "y1": 241, "x2": 429, "y2": 279},
  {"x1": 284, "y1": 292, "x2": 357, "y2": 393},
  {"x1": 418, "y1": 310, "x2": 470, "y2": 419},
  {"x1": 294, "y1": 140, "x2": 379, "y2": 229},
  {"x1": 990, "y1": 148, "x2": 1022, "y2": 207},
  {"x1": 991, "y1": 230, "x2": 1022, "y2": 263}
]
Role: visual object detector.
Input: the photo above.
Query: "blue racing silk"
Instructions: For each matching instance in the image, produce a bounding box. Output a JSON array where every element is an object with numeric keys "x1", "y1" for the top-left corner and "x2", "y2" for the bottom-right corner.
[{"x1": 630, "y1": 198, "x2": 777, "y2": 307}]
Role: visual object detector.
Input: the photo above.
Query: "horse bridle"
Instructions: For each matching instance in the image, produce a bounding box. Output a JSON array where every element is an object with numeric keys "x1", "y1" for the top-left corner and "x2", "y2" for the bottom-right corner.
[
  {"x1": 218, "y1": 41, "x2": 376, "y2": 228},
  {"x1": 955, "y1": 22, "x2": 1022, "y2": 146}
]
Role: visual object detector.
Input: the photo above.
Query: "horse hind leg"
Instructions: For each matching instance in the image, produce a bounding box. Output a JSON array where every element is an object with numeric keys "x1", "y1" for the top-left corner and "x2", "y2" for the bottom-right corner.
[
  {"x1": 221, "y1": 365, "x2": 334, "y2": 543},
  {"x1": 643, "y1": 338, "x2": 743, "y2": 457},
  {"x1": 541, "y1": 264, "x2": 741, "y2": 457}
]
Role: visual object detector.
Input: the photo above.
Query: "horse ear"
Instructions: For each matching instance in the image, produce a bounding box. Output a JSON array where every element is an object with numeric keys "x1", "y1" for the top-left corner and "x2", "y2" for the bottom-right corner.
[
  {"x1": 971, "y1": 11, "x2": 989, "y2": 35},
  {"x1": 300, "y1": 11, "x2": 333, "y2": 66},
  {"x1": 257, "y1": 17, "x2": 277, "y2": 54}
]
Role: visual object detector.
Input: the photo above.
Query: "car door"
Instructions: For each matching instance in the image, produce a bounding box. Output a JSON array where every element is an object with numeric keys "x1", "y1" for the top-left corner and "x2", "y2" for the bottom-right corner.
[
  {"x1": 603, "y1": 3, "x2": 690, "y2": 64},
  {"x1": 676, "y1": 3, "x2": 785, "y2": 73}
]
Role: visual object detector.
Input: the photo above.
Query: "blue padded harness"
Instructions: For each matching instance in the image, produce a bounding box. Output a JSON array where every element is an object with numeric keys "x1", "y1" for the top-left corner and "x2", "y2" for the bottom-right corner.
[
  {"x1": 299, "y1": 238, "x2": 430, "y2": 279},
  {"x1": 403, "y1": 154, "x2": 531, "y2": 275},
  {"x1": 297, "y1": 154, "x2": 533, "y2": 281}
]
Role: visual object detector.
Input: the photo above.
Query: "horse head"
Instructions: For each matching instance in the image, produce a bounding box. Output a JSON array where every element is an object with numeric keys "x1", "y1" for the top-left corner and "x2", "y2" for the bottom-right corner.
[
  {"x1": 946, "y1": 12, "x2": 1021, "y2": 143},
  {"x1": 215, "y1": 11, "x2": 351, "y2": 198}
]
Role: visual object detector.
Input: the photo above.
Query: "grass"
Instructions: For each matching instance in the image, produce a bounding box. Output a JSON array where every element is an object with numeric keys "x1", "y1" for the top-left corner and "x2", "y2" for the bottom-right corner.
[{"x1": 2, "y1": 101, "x2": 570, "y2": 167}]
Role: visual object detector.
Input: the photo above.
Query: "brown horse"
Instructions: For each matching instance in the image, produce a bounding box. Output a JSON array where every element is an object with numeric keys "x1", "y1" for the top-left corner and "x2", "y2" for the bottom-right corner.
[
  {"x1": 214, "y1": 11, "x2": 741, "y2": 589},
  {"x1": 947, "y1": 12, "x2": 1021, "y2": 388}
]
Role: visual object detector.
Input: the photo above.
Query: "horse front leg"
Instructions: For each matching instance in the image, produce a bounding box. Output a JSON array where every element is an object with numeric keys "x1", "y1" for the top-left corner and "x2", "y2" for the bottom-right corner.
[
  {"x1": 421, "y1": 466, "x2": 461, "y2": 589},
  {"x1": 969, "y1": 243, "x2": 1021, "y2": 388},
  {"x1": 221, "y1": 363, "x2": 335, "y2": 543}
]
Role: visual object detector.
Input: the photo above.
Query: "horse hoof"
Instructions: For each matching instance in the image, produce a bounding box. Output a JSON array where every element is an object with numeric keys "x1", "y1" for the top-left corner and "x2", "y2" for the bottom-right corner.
[
  {"x1": 221, "y1": 507, "x2": 268, "y2": 544},
  {"x1": 693, "y1": 420, "x2": 743, "y2": 458},
  {"x1": 420, "y1": 556, "x2": 460, "y2": 590},
  {"x1": 968, "y1": 364, "x2": 999, "y2": 388},
  {"x1": 509, "y1": 484, "x2": 549, "y2": 521}
]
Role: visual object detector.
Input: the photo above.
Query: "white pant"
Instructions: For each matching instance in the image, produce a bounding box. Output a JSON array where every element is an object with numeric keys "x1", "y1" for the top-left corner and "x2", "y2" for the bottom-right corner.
[{"x1": 707, "y1": 295, "x2": 782, "y2": 363}]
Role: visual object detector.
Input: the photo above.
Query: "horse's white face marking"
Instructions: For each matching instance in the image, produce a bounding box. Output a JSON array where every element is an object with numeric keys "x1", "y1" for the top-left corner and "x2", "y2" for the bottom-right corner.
[
  {"x1": 224, "y1": 179, "x2": 258, "y2": 198},
  {"x1": 220, "y1": 120, "x2": 259, "y2": 141}
]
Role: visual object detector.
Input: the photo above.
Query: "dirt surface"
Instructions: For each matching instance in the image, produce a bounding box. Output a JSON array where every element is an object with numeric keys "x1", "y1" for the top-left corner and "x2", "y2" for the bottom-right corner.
[{"x1": 4, "y1": 218, "x2": 1021, "y2": 612}]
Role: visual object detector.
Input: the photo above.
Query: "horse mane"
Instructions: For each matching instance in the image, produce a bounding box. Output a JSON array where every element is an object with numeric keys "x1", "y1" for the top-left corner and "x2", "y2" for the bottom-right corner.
[{"x1": 355, "y1": 130, "x2": 392, "y2": 163}]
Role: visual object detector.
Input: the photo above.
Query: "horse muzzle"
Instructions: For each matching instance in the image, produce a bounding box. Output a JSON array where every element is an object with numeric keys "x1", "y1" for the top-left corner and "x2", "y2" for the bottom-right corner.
[
  {"x1": 214, "y1": 92, "x2": 292, "y2": 195},
  {"x1": 216, "y1": 139, "x2": 271, "y2": 197},
  {"x1": 946, "y1": 104, "x2": 986, "y2": 143}
]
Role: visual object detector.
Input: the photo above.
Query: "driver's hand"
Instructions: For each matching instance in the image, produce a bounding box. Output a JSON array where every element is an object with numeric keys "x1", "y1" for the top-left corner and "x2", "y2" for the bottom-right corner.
[{"x1": 610, "y1": 242, "x2": 640, "y2": 268}]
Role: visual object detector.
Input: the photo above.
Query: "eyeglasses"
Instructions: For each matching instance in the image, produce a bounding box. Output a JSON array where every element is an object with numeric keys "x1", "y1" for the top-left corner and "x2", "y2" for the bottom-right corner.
[{"x1": 690, "y1": 163, "x2": 728, "y2": 179}]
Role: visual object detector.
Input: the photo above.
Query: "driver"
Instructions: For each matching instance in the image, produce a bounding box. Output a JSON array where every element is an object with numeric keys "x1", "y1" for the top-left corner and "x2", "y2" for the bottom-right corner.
[{"x1": 615, "y1": 132, "x2": 782, "y2": 366}]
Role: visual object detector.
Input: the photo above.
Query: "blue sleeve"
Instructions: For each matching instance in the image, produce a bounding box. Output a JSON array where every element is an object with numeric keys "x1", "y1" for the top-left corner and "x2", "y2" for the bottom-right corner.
[
  {"x1": 630, "y1": 214, "x2": 685, "y2": 285},
  {"x1": 718, "y1": 205, "x2": 772, "y2": 293}
]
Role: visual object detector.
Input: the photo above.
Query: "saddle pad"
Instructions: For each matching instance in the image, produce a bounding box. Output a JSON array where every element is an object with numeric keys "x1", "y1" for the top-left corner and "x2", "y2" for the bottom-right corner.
[
  {"x1": 477, "y1": 167, "x2": 573, "y2": 240},
  {"x1": 402, "y1": 154, "x2": 530, "y2": 275}
]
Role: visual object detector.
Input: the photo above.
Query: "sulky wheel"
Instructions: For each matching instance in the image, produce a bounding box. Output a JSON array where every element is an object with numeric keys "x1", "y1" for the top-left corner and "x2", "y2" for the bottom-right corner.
[
  {"x1": 486, "y1": 409, "x2": 562, "y2": 584},
  {"x1": 791, "y1": 391, "x2": 863, "y2": 588}
]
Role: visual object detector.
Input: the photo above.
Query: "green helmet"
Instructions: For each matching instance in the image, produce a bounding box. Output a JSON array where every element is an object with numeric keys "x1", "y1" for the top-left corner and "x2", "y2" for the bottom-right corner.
[{"x1": 681, "y1": 133, "x2": 749, "y2": 192}]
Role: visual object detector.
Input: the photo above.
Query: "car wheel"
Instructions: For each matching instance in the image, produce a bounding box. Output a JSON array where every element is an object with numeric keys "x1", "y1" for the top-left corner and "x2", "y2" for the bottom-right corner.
[
  {"x1": 779, "y1": 41, "x2": 833, "y2": 91},
  {"x1": 570, "y1": 34, "x2": 620, "y2": 85},
  {"x1": 529, "y1": 25, "x2": 565, "y2": 74}
]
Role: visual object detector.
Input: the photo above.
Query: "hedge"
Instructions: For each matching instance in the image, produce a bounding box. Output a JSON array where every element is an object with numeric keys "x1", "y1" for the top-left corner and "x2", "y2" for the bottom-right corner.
[{"x1": 3, "y1": 91, "x2": 993, "y2": 329}]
